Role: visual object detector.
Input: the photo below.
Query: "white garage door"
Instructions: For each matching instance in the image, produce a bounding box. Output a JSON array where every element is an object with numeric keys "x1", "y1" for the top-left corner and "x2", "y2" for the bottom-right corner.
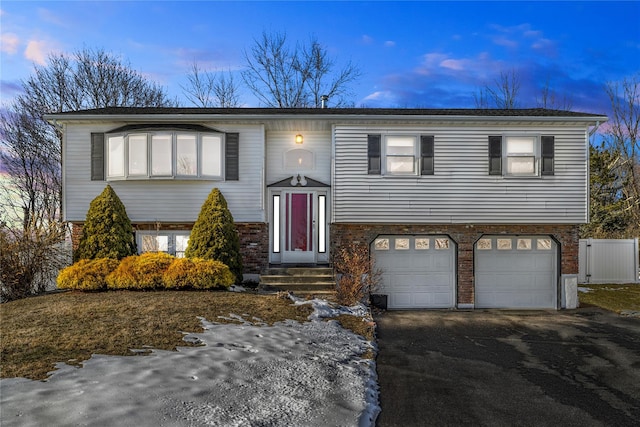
[
  {"x1": 372, "y1": 235, "x2": 456, "y2": 309},
  {"x1": 475, "y1": 236, "x2": 557, "y2": 309}
]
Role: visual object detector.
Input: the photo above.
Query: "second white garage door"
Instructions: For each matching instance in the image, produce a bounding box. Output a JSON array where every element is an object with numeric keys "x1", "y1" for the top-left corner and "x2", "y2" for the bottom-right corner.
[
  {"x1": 371, "y1": 235, "x2": 456, "y2": 309},
  {"x1": 475, "y1": 235, "x2": 557, "y2": 309}
]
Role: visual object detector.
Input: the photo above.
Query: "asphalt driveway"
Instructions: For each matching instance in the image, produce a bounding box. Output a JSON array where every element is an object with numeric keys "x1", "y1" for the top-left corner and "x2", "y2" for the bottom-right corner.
[{"x1": 374, "y1": 308, "x2": 640, "y2": 427}]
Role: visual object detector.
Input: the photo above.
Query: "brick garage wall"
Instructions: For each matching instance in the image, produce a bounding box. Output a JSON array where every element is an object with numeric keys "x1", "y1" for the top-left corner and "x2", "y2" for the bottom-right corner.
[
  {"x1": 331, "y1": 223, "x2": 580, "y2": 306},
  {"x1": 70, "y1": 222, "x2": 269, "y2": 275}
]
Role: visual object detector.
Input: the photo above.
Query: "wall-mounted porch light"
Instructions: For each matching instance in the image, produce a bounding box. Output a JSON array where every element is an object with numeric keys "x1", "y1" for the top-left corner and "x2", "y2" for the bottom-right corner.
[{"x1": 295, "y1": 134, "x2": 304, "y2": 144}]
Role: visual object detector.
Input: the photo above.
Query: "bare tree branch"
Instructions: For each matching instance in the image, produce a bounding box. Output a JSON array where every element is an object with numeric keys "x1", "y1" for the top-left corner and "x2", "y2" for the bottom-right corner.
[
  {"x1": 242, "y1": 31, "x2": 361, "y2": 108},
  {"x1": 536, "y1": 77, "x2": 573, "y2": 110},
  {"x1": 605, "y1": 73, "x2": 640, "y2": 230}
]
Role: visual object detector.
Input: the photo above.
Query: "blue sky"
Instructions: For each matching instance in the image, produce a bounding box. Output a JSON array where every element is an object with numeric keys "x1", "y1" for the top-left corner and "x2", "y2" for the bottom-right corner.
[{"x1": 1, "y1": 1, "x2": 639, "y2": 115}]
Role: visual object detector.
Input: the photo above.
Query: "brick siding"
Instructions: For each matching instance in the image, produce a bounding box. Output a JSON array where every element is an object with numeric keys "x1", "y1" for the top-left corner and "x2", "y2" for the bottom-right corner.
[{"x1": 330, "y1": 223, "x2": 579, "y2": 305}]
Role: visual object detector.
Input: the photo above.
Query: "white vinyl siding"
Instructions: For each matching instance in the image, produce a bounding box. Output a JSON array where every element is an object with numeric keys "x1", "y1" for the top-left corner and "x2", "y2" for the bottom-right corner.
[
  {"x1": 63, "y1": 123, "x2": 265, "y2": 223},
  {"x1": 333, "y1": 124, "x2": 589, "y2": 224},
  {"x1": 266, "y1": 131, "x2": 331, "y2": 185}
]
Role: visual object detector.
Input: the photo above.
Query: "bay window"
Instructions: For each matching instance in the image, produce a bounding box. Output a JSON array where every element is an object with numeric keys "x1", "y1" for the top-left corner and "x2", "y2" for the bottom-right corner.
[
  {"x1": 151, "y1": 134, "x2": 172, "y2": 176},
  {"x1": 106, "y1": 130, "x2": 223, "y2": 180}
]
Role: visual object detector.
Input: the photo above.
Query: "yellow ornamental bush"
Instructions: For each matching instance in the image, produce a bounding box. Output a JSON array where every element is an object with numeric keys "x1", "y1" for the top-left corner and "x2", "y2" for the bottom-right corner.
[
  {"x1": 57, "y1": 258, "x2": 120, "y2": 291},
  {"x1": 106, "y1": 252, "x2": 175, "y2": 290},
  {"x1": 164, "y1": 258, "x2": 234, "y2": 290},
  {"x1": 163, "y1": 258, "x2": 196, "y2": 289},
  {"x1": 105, "y1": 255, "x2": 138, "y2": 289}
]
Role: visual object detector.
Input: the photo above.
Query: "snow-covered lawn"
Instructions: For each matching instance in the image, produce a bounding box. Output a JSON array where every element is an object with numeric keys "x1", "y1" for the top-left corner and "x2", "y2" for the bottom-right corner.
[{"x1": 0, "y1": 298, "x2": 380, "y2": 426}]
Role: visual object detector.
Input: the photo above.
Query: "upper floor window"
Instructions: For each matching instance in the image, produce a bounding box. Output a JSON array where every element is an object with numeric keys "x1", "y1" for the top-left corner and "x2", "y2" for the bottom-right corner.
[
  {"x1": 489, "y1": 135, "x2": 554, "y2": 177},
  {"x1": 368, "y1": 134, "x2": 434, "y2": 176},
  {"x1": 106, "y1": 131, "x2": 223, "y2": 180},
  {"x1": 385, "y1": 136, "x2": 417, "y2": 174}
]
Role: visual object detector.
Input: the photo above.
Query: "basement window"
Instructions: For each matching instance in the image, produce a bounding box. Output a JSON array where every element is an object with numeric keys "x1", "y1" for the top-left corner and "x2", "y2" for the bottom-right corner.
[{"x1": 138, "y1": 231, "x2": 190, "y2": 258}]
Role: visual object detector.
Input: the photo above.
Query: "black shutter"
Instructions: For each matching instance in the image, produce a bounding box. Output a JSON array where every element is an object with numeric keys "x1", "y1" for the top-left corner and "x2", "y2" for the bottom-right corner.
[
  {"x1": 225, "y1": 132, "x2": 239, "y2": 181},
  {"x1": 367, "y1": 134, "x2": 381, "y2": 174},
  {"x1": 488, "y1": 135, "x2": 502, "y2": 175},
  {"x1": 91, "y1": 133, "x2": 105, "y2": 181},
  {"x1": 420, "y1": 135, "x2": 434, "y2": 175},
  {"x1": 541, "y1": 135, "x2": 554, "y2": 175}
]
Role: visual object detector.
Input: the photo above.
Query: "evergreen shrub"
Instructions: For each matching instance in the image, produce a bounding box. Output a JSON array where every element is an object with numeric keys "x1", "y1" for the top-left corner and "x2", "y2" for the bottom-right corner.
[
  {"x1": 57, "y1": 258, "x2": 120, "y2": 290},
  {"x1": 185, "y1": 188, "x2": 243, "y2": 283},
  {"x1": 106, "y1": 252, "x2": 174, "y2": 290},
  {"x1": 164, "y1": 258, "x2": 234, "y2": 290},
  {"x1": 75, "y1": 185, "x2": 136, "y2": 261}
]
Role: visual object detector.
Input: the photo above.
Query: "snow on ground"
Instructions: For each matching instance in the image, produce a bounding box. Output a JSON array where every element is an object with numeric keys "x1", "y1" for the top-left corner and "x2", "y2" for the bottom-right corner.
[{"x1": 0, "y1": 297, "x2": 380, "y2": 427}]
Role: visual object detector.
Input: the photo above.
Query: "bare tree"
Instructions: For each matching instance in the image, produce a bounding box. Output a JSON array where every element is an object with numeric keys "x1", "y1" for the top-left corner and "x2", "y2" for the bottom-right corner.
[
  {"x1": 474, "y1": 69, "x2": 521, "y2": 109},
  {"x1": 182, "y1": 62, "x2": 217, "y2": 107},
  {"x1": 0, "y1": 47, "x2": 175, "y2": 299},
  {"x1": 213, "y1": 70, "x2": 242, "y2": 108},
  {"x1": 605, "y1": 73, "x2": 640, "y2": 232},
  {"x1": 304, "y1": 37, "x2": 361, "y2": 108},
  {"x1": 473, "y1": 88, "x2": 490, "y2": 109},
  {"x1": 181, "y1": 62, "x2": 242, "y2": 108},
  {"x1": 242, "y1": 31, "x2": 361, "y2": 108},
  {"x1": 536, "y1": 77, "x2": 573, "y2": 110}
]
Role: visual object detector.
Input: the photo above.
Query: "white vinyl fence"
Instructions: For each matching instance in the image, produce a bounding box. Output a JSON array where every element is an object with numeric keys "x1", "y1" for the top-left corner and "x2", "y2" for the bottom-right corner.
[{"x1": 579, "y1": 238, "x2": 639, "y2": 284}]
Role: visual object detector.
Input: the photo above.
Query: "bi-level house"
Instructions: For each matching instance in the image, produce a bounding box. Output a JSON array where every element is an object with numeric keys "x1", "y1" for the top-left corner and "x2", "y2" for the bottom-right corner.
[{"x1": 47, "y1": 108, "x2": 606, "y2": 310}]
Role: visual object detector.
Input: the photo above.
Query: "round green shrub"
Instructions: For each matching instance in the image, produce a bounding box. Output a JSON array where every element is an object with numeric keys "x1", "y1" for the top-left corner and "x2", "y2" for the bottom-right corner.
[
  {"x1": 75, "y1": 185, "x2": 136, "y2": 261},
  {"x1": 185, "y1": 188, "x2": 243, "y2": 284},
  {"x1": 164, "y1": 257, "x2": 234, "y2": 290},
  {"x1": 106, "y1": 252, "x2": 174, "y2": 290},
  {"x1": 57, "y1": 258, "x2": 120, "y2": 291}
]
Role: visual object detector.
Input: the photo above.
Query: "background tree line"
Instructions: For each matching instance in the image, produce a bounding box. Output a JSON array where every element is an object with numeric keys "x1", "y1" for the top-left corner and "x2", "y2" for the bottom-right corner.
[{"x1": 1, "y1": 31, "x2": 638, "y2": 300}]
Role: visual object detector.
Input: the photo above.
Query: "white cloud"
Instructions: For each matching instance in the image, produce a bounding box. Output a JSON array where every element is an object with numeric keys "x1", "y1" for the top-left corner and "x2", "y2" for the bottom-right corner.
[
  {"x1": 440, "y1": 59, "x2": 466, "y2": 71},
  {"x1": 1, "y1": 33, "x2": 20, "y2": 55},
  {"x1": 384, "y1": 40, "x2": 396, "y2": 48},
  {"x1": 363, "y1": 90, "x2": 394, "y2": 102},
  {"x1": 37, "y1": 8, "x2": 66, "y2": 27},
  {"x1": 24, "y1": 39, "x2": 56, "y2": 65},
  {"x1": 493, "y1": 36, "x2": 518, "y2": 48},
  {"x1": 361, "y1": 35, "x2": 374, "y2": 45}
]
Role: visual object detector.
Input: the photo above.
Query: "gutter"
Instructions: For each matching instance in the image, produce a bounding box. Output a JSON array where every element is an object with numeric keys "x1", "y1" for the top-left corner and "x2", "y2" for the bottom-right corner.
[{"x1": 45, "y1": 113, "x2": 610, "y2": 125}]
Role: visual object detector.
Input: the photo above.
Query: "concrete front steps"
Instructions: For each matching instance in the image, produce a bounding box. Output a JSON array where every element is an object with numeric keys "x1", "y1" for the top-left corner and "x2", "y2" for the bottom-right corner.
[{"x1": 260, "y1": 267, "x2": 336, "y2": 298}]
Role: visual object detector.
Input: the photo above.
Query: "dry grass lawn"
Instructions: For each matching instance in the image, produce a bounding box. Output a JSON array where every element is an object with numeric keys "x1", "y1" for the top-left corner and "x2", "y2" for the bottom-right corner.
[
  {"x1": 579, "y1": 284, "x2": 640, "y2": 313},
  {"x1": 1, "y1": 290, "x2": 319, "y2": 380}
]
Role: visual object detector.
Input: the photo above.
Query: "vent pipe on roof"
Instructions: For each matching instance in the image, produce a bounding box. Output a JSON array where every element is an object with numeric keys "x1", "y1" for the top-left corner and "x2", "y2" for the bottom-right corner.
[{"x1": 320, "y1": 95, "x2": 329, "y2": 108}]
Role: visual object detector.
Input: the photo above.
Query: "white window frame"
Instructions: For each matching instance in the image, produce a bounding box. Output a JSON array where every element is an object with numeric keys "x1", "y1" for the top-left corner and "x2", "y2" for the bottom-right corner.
[
  {"x1": 106, "y1": 131, "x2": 224, "y2": 180},
  {"x1": 504, "y1": 135, "x2": 540, "y2": 177},
  {"x1": 383, "y1": 135, "x2": 418, "y2": 176},
  {"x1": 137, "y1": 231, "x2": 190, "y2": 258}
]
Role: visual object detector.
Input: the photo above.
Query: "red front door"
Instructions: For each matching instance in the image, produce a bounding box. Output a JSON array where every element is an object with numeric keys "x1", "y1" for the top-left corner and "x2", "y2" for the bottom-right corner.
[{"x1": 282, "y1": 191, "x2": 315, "y2": 263}]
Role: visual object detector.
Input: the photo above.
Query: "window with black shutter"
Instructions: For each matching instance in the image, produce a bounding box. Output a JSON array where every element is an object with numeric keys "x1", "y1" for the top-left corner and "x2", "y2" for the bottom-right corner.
[
  {"x1": 488, "y1": 135, "x2": 502, "y2": 175},
  {"x1": 420, "y1": 135, "x2": 434, "y2": 175},
  {"x1": 368, "y1": 134, "x2": 381, "y2": 174}
]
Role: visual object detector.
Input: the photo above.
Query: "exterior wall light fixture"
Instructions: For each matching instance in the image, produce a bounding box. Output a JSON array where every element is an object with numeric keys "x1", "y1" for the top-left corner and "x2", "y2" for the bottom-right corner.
[{"x1": 295, "y1": 134, "x2": 304, "y2": 144}]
